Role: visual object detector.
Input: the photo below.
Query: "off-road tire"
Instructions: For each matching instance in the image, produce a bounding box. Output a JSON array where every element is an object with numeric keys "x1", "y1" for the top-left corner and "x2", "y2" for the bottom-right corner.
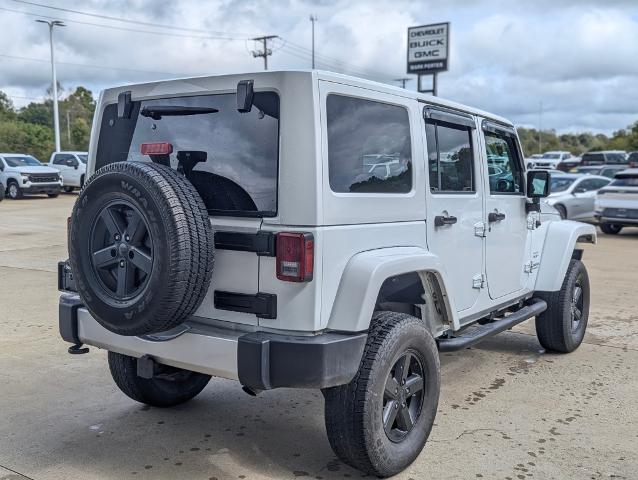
[
  {"x1": 555, "y1": 204, "x2": 567, "y2": 220},
  {"x1": 7, "y1": 180, "x2": 22, "y2": 199},
  {"x1": 108, "y1": 352, "x2": 211, "y2": 407},
  {"x1": 323, "y1": 311, "x2": 440, "y2": 478},
  {"x1": 600, "y1": 223, "x2": 622, "y2": 235},
  {"x1": 536, "y1": 259, "x2": 590, "y2": 353},
  {"x1": 69, "y1": 161, "x2": 214, "y2": 336}
]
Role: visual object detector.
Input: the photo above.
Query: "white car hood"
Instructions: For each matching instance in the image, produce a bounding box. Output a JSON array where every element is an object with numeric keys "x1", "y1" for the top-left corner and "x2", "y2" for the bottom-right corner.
[{"x1": 7, "y1": 166, "x2": 60, "y2": 174}]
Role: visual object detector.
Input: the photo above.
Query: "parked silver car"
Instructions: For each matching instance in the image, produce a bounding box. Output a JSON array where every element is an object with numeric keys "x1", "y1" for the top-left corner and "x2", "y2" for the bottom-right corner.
[
  {"x1": 545, "y1": 173, "x2": 611, "y2": 220},
  {"x1": 594, "y1": 168, "x2": 638, "y2": 234}
]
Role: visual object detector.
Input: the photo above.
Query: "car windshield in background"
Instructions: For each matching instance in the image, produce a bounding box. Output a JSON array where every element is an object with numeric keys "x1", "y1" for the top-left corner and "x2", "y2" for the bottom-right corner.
[
  {"x1": 611, "y1": 177, "x2": 638, "y2": 187},
  {"x1": 607, "y1": 153, "x2": 628, "y2": 163},
  {"x1": 77, "y1": 154, "x2": 88, "y2": 163},
  {"x1": 4, "y1": 156, "x2": 42, "y2": 167},
  {"x1": 542, "y1": 153, "x2": 561, "y2": 159},
  {"x1": 550, "y1": 177, "x2": 576, "y2": 192},
  {"x1": 96, "y1": 92, "x2": 280, "y2": 217}
]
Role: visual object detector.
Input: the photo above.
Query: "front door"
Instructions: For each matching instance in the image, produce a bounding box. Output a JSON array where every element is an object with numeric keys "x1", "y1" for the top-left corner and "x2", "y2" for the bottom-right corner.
[
  {"x1": 482, "y1": 122, "x2": 529, "y2": 299},
  {"x1": 424, "y1": 108, "x2": 484, "y2": 312}
]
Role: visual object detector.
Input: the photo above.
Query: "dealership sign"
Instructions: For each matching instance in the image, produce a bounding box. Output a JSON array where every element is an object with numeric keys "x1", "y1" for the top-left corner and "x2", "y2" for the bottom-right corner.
[{"x1": 407, "y1": 22, "x2": 449, "y2": 74}]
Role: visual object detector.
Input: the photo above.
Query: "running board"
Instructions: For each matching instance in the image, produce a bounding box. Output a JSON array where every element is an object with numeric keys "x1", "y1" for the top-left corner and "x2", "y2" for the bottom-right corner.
[{"x1": 437, "y1": 298, "x2": 547, "y2": 352}]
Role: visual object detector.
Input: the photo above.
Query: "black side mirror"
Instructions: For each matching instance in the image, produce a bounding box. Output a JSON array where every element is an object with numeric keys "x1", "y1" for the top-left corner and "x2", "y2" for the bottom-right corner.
[
  {"x1": 527, "y1": 170, "x2": 550, "y2": 198},
  {"x1": 237, "y1": 80, "x2": 254, "y2": 113}
]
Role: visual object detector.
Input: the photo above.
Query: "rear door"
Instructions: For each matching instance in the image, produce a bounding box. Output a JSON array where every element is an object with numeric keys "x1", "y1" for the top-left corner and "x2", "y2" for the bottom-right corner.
[
  {"x1": 94, "y1": 91, "x2": 281, "y2": 326},
  {"x1": 482, "y1": 122, "x2": 530, "y2": 300},
  {"x1": 423, "y1": 107, "x2": 484, "y2": 312}
]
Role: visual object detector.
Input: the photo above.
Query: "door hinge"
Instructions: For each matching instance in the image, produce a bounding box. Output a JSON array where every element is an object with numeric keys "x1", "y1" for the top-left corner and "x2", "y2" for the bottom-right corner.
[
  {"x1": 474, "y1": 222, "x2": 487, "y2": 237},
  {"x1": 524, "y1": 261, "x2": 540, "y2": 273},
  {"x1": 527, "y1": 214, "x2": 539, "y2": 230},
  {"x1": 472, "y1": 273, "x2": 486, "y2": 289}
]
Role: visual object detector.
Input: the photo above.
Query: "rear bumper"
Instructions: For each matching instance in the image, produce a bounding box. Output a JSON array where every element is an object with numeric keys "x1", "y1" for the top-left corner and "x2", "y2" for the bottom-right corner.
[{"x1": 59, "y1": 295, "x2": 367, "y2": 390}]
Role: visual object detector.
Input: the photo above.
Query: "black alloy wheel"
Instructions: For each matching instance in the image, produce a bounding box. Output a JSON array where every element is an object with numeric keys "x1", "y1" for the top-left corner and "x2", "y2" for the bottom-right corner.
[
  {"x1": 382, "y1": 350, "x2": 425, "y2": 442},
  {"x1": 89, "y1": 200, "x2": 153, "y2": 300},
  {"x1": 570, "y1": 277, "x2": 584, "y2": 333}
]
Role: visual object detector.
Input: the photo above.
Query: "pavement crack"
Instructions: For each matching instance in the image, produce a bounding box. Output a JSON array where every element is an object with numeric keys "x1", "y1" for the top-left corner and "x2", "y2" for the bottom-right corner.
[{"x1": 0, "y1": 463, "x2": 36, "y2": 480}]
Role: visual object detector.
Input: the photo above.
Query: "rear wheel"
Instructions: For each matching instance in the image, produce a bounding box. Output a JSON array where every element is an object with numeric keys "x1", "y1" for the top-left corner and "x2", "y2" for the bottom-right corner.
[
  {"x1": 108, "y1": 352, "x2": 211, "y2": 407},
  {"x1": 47, "y1": 192, "x2": 60, "y2": 198},
  {"x1": 7, "y1": 181, "x2": 22, "y2": 199},
  {"x1": 600, "y1": 223, "x2": 622, "y2": 235},
  {"x1": 63, "y1": 186, "x2": 75, "y2": 193},
  {"x1": 536, "y1": 259, "x2": 590, "y2": 353},
  {"x1": 324, "y1": 312, "x2": 440, "y2": 477}
]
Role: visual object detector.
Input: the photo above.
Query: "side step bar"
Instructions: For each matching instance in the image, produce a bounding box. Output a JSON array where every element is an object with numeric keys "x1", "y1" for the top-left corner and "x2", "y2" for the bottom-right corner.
[{"x1": 438, "y1": 298, "x2": 547, "y2": 352}]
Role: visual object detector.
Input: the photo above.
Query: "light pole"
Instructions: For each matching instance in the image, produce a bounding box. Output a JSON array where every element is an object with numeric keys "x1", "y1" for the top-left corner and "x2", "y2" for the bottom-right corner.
[
  {"x1": 309, "y1": 14, "x2": 317, "y2": 69},
  {"x1": 36, "y1": 19, "x2": 65, "y2": 152}
]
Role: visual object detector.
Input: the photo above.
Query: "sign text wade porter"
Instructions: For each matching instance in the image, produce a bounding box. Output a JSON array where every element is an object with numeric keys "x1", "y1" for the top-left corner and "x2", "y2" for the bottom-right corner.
[{"x1": 407, "y1": 23, "x2": 449, "y2": 74}]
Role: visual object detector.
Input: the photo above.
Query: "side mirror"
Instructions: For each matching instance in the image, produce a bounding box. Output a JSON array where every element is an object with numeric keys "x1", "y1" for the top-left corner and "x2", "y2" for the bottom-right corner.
[
  {"x1": 527, "y1": 170, "x2": 550, "y2": 198},
  {"x1": 237, "y1": 80, "x2": 254, "y2": 113}
]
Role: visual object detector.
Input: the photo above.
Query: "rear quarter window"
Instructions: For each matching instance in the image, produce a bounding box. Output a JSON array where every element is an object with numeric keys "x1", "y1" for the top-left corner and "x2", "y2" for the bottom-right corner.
[{"x1": 326, "y1": 94, "x2": 412, "y2": 194}]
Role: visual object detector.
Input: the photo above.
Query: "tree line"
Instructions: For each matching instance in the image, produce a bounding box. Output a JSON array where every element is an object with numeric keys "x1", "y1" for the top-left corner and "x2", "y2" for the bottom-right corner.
[
  {"x1": 0, "y1": 86, "x2": 95, "y2": 161},
  {"x1": 1, "y1": 86, "x2": 637, "y2": 160}
]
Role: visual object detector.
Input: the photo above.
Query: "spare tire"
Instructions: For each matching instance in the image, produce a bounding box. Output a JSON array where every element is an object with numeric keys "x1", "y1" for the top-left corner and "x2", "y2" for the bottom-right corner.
[{"x1": 69, "y1": 161, "x2": 214, "y2": 336}]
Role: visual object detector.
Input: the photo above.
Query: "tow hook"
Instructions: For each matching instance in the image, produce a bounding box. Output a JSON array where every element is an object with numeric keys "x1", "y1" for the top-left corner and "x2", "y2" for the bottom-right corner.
[{"x1": 68, "y1": 343, "x2": 89, "y2": 354}]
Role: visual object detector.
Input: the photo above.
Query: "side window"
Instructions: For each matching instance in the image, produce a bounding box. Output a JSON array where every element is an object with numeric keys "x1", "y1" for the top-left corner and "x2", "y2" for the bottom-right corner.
[
  {"x1": 326, "y1": 94, "x2": 412, "y2": 193},
  {"x1": 577, "y1": 179, "x2": 597, "y2": 191},
  {"x1": 53, "y1": 154, "x2": 73, "y2": 165},
  {"x1": 425, "y1": 122, "x2": 474, "y2": 193},
  {"x1": 484, "y1": 132, "x2": 524, "y2": 194}
]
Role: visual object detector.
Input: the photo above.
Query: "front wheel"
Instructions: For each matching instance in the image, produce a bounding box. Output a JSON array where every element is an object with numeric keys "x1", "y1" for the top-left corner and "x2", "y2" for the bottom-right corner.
[
  {"x1": 600, "y1": 223, "x2": 622, "y2": 235},
  {"x1": 63, "y1": 186, "x2": 75, "y2": 193},
  {"x1": 323, "y1": 312, "x2": 440, "y2": 477},
  {"x1": 7, "y1": 181, "x2": 22, "y2": 199},
  {"x1": 108, "y1": 352, "x2": 211, "y2": 407},
  {"x1": 536, "y1": 259, "x2": 590, "y2": 353},
  {"x1": 47, "y1": 192, "x2": 60, "y2": 198}
]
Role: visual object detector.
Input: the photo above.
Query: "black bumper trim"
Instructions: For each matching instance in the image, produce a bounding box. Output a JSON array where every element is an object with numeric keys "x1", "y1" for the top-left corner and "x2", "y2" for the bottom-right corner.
[
  {"x1": 237, "y1": 331, "x2": 367, "y2": 390},
  {"x1": 59, "y1": 294, "x2": 84, "y2": 344}
]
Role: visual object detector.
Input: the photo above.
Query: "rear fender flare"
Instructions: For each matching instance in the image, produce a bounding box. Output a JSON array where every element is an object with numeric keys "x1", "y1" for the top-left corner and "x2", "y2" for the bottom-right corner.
[
  {"x1": 326, "y1": 247, "x2": 458, "y2": 332},
  {"x1": 535, "y1": 220, "x2": 596, "y2": 292}
]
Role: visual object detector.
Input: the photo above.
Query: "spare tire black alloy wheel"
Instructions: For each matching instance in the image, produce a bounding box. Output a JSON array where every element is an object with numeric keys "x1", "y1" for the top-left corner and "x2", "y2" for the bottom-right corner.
[
  {"x1": 69, "y1": 161, "x2": 214, "y2": 336},
  {"x1": 383, "y1": 350, "x2": 425, "y2": 443},
  {"x1": 90, "y1": 200, "x2": 153, "y2": 300}
]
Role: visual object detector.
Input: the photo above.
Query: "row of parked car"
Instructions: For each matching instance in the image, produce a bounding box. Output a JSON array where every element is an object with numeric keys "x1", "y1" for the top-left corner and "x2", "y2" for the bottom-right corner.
[
  {"x1": 526, "y1": 150, "x2": 637, "y2": 234},
  {"x1": 0, "y1": 151, "x2": 87, "y2": 200}
]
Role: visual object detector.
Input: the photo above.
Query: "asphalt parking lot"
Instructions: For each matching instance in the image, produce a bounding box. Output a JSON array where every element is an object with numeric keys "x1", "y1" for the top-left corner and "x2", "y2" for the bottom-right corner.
[{"x1": 0, "y1": 194, "x2": 636, "y2": 480}]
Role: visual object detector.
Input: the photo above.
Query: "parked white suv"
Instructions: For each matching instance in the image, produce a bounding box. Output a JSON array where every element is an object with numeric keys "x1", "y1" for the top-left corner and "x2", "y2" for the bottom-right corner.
[
  {"x1": 58, "y1": 71, "x2": 596, "y2": 477},
  {"x1": 48, "y1": 151, "x2": 88, "y2": 192},
  {"x1": 528, "y1": 150, "x2": 575, "y2": 170},
  {"x1": 0, "y1": 153, "x2": 62, "y2": 199}
]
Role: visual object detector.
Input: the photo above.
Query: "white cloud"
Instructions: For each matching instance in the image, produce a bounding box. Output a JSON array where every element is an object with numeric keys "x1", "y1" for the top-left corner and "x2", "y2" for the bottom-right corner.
[{"x1": 0, "y1": 0, "x2": 636, "y2": 134}]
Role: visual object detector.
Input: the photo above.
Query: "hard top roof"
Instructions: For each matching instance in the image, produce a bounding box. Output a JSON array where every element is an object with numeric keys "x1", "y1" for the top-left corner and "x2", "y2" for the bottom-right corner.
[{"x1": 102, "y1": 70, "x2": 514, "y2": 128}]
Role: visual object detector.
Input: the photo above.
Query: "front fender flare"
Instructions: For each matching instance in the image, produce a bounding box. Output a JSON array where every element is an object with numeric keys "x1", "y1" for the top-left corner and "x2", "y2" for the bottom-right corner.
[
  {"x1": 535, "y1": 220, "x2": 596, "y2": 292},
  {"x1": 326, "y1": 247, "x2": 458, "y2": 332}
]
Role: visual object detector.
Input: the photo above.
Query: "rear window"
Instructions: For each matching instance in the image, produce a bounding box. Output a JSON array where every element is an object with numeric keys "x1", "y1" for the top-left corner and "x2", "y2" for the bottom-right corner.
[
  {"x1": 611, "y1": 176, "x2": 638, "y2": 187},
  {"x1": 326, "y1": 94, "x2": 412, "y2": 193},
  {"x1": 582, "y1": 153, "x2": 605, "y2": 165},
  {"x1": 96, "y1": 92, "x2": 280, "y2": 217}
]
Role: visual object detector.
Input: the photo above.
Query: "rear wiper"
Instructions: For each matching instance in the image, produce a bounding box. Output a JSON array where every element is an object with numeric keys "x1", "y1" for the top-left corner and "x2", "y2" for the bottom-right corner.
[{"x1": 140, "y1": 106, "x2": 219, "y2": 120}]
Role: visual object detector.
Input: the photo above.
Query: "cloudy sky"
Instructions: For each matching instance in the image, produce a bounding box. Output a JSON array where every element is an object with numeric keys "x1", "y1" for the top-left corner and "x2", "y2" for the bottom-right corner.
[{"x1": 1, "y1": 0, "x2": 637, "y2": 134}]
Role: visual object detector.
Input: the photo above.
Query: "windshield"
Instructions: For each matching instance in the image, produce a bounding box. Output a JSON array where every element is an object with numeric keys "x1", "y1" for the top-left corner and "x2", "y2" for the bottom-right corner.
[
  {"x1": 77, "y1": 154, "x2": 88, "y2": 163},
  {"x1": 550, "y1": 177, "x2": 576, "y2": 192},
  {"x1": 607, "y1": 153, "x2": 627, "y2": 163},
  {"x1": 542, "y1": 153, "x2": 561, "y2": 159},
  {"x1": 4, "y1": 155, "x2": 42, "y2": 167},
  {"x1": 96, "y1": 92, "x2": 280, "y2": 217},
  {"x1": 611, "y1": 177, "x2": 638, "y2": 187}
]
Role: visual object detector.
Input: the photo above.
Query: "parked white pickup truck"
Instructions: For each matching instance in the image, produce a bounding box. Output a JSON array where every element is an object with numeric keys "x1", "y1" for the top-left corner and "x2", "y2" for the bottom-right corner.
[
  {"x1": 58, "y1": 71, "x2": 596, "y2": 477},
  {"x1": 0, "y1": 153, "x2": 62, "y2": 199},
  {"x1": 48, "y1": 151, "x2": 88, "y2": 192}
]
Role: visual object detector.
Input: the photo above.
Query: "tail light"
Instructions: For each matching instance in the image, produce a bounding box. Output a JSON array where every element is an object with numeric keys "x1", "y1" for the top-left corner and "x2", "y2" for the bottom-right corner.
[
  {"x1": 276, "y1": 232, "x2": 314, "y2": 282},
  {"x1": 141, "y1": 142, "x2": 173, "y2": 156}
]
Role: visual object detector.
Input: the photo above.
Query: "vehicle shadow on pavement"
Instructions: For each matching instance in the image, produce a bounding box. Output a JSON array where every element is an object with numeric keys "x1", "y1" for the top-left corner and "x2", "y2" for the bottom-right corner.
[{"x1": 35, "y1": 375, "x2": 365, "y2": 479}]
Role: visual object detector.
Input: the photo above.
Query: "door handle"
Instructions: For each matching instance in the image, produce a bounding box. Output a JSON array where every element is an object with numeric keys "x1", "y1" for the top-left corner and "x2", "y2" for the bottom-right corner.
[
  {"x1": 488, "y1": 212, "x2": 506, "y2": 222},
  {"x1": 434, "y1": 215, "x2": 458, "y2": 227}
]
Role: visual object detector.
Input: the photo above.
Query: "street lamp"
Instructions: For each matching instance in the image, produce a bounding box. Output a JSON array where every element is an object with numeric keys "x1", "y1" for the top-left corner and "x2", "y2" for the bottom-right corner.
[{"x1": 36, "y1": 19, "x2": 65, "y2": 153}]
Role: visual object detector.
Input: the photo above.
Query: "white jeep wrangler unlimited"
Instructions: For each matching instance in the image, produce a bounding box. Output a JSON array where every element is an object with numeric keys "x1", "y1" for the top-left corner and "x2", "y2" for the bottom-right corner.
[{"x1": 59, "y1": 71, "x2": 596, "y2": 477}]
